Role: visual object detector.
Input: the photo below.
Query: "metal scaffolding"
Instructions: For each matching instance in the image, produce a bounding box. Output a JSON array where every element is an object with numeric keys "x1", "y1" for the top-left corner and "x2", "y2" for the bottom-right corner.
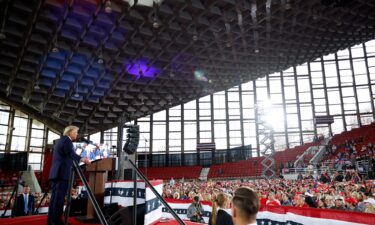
[{"x1": 257, "y1": 107, "x2": 276, "y2": 179}]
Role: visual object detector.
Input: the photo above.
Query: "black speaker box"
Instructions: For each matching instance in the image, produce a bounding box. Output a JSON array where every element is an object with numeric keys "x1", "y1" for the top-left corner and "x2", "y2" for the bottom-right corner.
[
  {"x1": 103, "y1": 203, "x2": 119, "y2": 219},
  {"x1": 108, "y1": 203, "x2": 145, "y2": 225},
  {"x1": 124, "y1": 169, "x2": 134, "y2": 180},
  {"x1": 69, "y1": 198, "x2": 87, "y2": 216}
]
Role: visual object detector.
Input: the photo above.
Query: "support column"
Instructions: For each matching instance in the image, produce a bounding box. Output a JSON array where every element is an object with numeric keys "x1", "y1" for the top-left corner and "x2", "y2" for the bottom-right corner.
[
  {"x1": 363, "y1": 43, "x2": 375, "y2": 120},
  {"x1": 239, "y1": 85, "x2": 245, "y2": 147},
  {"x1": 210, "y1": 94, "x2": 215, "y2": 164},
  {"x1": 5, "y1": 109, "x2": 15, "y2": 153},
  {"x1": 26, "y1": 118, "x2": 32, "y2": 154},
  {"x1": 334, "y1": 53, "x2": 347, "y2": 131},
  {"x1": 181, "y1": 104, "x2": 185, "y2": 166},
  {"x1": 293, "y1": 66, "x2": 303, "y2": 145},
  {"x1": 116, "y1": 120, "x2": 125, "y2": 180},
  {"x1": 253, "y1": 81, "x2": 260, "y2": 157},
  {"x1": 348, "y1": 48, "x2": 362, "y2": 127},
  {"x1": 280, "y1": 71, "x2": 289, "y2": 149},
  {"x1": 196, "y1": 99, "x2": 200, "y2": 165},
  {"x1": 320, "y1": 57, "x2": 333, "y2": 136},
  {"x1": 166, "y1": 109, "x2": 170, "y2": 166},
  {"x1": 149, "y1": 115, "x2": 153, "y2": 167},
  {"x1": 307, "y1": 63, "x2": 318, "y2": 137},
  {"x1": 225, "y1": 90, "x2": 230, "y2": 161}
]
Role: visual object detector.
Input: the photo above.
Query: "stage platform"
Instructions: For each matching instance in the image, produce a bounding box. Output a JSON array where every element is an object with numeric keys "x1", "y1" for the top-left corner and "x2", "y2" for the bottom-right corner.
[
  {"x1": 0, "y1": 215, "x2": 201, "y2": 225},
  {"x1": 0, "y1": 215, "x2": 91, "y2": 225}
]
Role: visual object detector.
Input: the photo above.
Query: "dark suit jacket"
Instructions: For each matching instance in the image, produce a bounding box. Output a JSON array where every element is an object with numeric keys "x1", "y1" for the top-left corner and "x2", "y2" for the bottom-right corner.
[
  {"x1": 49, "y1": 135, "x2": 81, "y2": 181},
  {"x1": 13, "y1": 194, "x2": 35, "y2": 216},
  {"x1": 209, "y1": 209, "x2": 234, "y2": 225}
]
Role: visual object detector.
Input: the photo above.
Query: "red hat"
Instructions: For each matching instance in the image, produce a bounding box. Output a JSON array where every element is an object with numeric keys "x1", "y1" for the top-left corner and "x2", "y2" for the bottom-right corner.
[{"x1": 345, "y1": 197, "x2": 357, "y2": 205}]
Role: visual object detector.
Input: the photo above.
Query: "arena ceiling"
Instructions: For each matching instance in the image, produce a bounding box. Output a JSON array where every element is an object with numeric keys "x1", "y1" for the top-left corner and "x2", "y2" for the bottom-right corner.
[{"x1": 0, "y1": 0, "x2": 374, "y2": 134}]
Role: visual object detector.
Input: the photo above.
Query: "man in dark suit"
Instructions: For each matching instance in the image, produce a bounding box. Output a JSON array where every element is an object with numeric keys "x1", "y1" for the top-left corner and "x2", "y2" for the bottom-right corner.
[
  {"x1": 47, "y1": 126, "x2": 90, "y2": 225},
  {"x1": 13, "y1": 185, "x2": 35, "y2": 216}
]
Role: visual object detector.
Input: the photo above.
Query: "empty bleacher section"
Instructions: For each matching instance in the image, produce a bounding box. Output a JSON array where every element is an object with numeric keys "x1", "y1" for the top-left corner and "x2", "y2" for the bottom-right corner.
[
  {"x1": 208, "y1": 157, "x2": 263, "y2": 178},
  {"x1": 139, "y1": 166, "x2": 202, "y2": 180}
]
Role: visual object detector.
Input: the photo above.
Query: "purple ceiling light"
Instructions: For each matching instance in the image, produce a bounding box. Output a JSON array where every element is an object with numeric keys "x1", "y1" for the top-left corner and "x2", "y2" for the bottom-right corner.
[{"x1": 125, "y1": 59, "x2": 160, "y2": 78}]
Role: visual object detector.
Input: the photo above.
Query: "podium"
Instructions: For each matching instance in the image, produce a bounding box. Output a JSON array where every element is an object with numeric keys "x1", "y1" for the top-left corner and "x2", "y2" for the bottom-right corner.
[{"x1": 79, "y1": 158, "x2": 115, "y2": 222}]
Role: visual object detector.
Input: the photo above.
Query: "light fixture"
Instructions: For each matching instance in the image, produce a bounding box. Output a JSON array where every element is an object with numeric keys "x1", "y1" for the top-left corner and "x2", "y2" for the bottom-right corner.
[
  {"x1": 0, "y1": 29, "x2": 6, "y2": 40},
  {"x1": 97, "y1": 56, "x2": 104, "y2": 64},
  {"x1": 97, "y1": 48, "x2": 104, "y2": 64},
  {"x1": 152, "y1": 0, "x2": 160, "y2": 29},
  {"x1": 53, "y1": 112, "x2": 60, "y2": 118},
  {"x1": 51, "y1": 36, "x2": 59, "y2": 52},
  {"x1": 105, "y1": 0, "x2": 112, "y2": 13},
  {"x1": 192, "y1": 28, "x2": 198, "y2": 41},
  {"x1": 285, "y1": 0, "x2": 292, "y2": 10},
  {"x1": 152, "y1": 14, "x2": 160, "y2": 29},
  {"x1": 73, "y1": 84, "x2": 80, "y2": 98},
  {"x1": 254, "y1": 48, "x2": 260, "y2": 53},
  {"x1": 34, "y1": 82, "x2": 40, "y2": 90},
  {"x1": 52, "y1": 45, "x2": 59, "y2": 53},
  {"x1": 312, "y1": 9, "x2": 319, "y2": 20}
]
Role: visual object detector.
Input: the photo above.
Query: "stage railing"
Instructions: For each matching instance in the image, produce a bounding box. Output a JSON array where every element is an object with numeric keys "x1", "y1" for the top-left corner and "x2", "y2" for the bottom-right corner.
[{"x1": 127, "y1": 159, "x2": 186, "y2": 225}]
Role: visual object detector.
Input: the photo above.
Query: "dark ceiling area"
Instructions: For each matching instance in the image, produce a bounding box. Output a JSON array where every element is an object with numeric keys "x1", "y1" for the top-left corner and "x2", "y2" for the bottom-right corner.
[{"x1": 0, "y1": 0, "x2": 374, "y2": 134}]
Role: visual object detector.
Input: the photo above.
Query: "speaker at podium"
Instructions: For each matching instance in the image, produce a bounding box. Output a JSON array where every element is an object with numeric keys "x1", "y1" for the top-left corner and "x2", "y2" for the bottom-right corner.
[{"x1": 76, "y1": 157, "x2": 116, "y2": 222}]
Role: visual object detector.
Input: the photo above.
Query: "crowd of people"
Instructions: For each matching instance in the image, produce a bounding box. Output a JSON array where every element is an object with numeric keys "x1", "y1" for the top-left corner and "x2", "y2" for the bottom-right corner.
[
  {"x1": 163, "y1": 173, "x2": 375, "y2": 215},
  {"x1": 1, "y1": 124, "x2": 374, "y2": 225},
  {"x1": 74, "y1": 142, "x2": 113, "y2": 161},
  {"x1": 322, "y1": 138, "x2": 375, "y2": 178}
]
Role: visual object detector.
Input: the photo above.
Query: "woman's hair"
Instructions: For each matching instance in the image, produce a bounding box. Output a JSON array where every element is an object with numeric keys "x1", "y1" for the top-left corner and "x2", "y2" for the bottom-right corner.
[
  {"x1": 211, "y1": 199, "x2": 218, "y2": 225},
  {"x1": 232, "y1": 187, "x2": 260, "y2": 222},
  {"x1": 173, "y1": 192, "x2": 180, "y2": 199},
  {"x1": 211, "y1": 193, "x2": 228, "y2": 225}
]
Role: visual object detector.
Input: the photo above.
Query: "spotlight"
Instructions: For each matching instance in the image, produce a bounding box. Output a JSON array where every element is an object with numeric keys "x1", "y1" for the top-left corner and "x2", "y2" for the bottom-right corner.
[
  {"x1": 153, "y1": 15, "x2": 160, "y2": 29},
  {"x1": 254, "y1": 48, "x2": 260, "y2": 53},
  {"x1": 53, "y1": 112, "x2": 60, "y2": 118},
  {"x1": 192, "y1": 27, "x2": 198, "y2": 41},
  {"x1": 52, "y1": 46, "x2": 59, "y2": 53},
  {"x1": 105, "y1": 0, "x2": 112, "y2": 13},
  {"x1": 97, "y1": 54, "x2": 104, "y2": 64},
  {"x1": 0, "y1": 30, "x2": 6, "y2": 40},
  {"x1": 34, "y1": 82, "x2": 40, "y2": 90},
  {"x1": 51, "y1": 36, "x2": 59, "y2": 52},
  {"x1": 192, "y1": 33, "x2": 198, "y2": 41},
  {"x1": 74, "y1": 92, "x2": 80, "y2": 98}
]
